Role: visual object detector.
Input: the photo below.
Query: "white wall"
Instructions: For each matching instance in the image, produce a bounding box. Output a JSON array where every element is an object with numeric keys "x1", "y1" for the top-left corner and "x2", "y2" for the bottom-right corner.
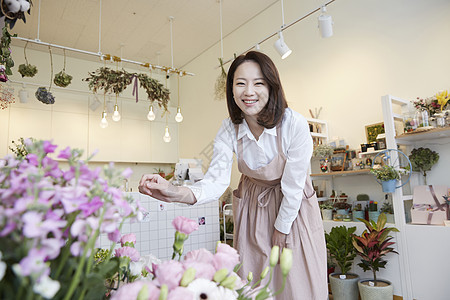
[{"x1": 180, "y1": 0, "x2": 450, "y2": 190}]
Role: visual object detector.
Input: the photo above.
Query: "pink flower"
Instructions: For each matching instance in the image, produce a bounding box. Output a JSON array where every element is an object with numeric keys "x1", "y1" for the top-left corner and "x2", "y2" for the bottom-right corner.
[
  {"x1": 108, "y1": 229, "x2": 121, "y2": 243},
  {"x1": 213, "y1": 243, "x2": 240, "y2": 272},
  {"x1": 168, "y1": 286, "x2": 194, "y2": 300},
  {"x1": 183, "y1": 260, "x2": 216, "y2": 281},
  {"x1": 185, "y1": 248, "x2": 214, "y2": 264},
  {"x1": 115, "y1": 246, "x2": 140, "y2": 262},
  {"x1": 172, "y1": 216, "x2": 199, "y2": 235},
  {"x1": 43, "y1": 141, "x2": 57, "y2": 154},
  {"x1": 57, "y1": 147, "x2": 71, "y2": 159},
  {"x1": 153, "y1": 260, "x2": 184, "y2": 290},
  {"x1": 120, "y1": 233, "x2": 136, "y2": 247},
  {"x1": 111, "y1": 280, "x2": 160, "y2": 300},
  {"x1": 121, "y1": 167, "x2": 133, "y2": 178}
]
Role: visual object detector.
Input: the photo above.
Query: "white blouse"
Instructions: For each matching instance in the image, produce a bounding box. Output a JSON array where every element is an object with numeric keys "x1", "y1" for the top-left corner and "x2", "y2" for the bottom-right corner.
[{"x1": 189, "y1": 108, "x2": 313, "y2": 234}]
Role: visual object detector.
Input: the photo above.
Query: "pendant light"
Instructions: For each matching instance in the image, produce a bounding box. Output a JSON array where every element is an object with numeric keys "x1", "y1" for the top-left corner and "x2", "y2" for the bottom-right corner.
[
  {"x1": 163, "y1": 115, "x2": 171, "y2": 143},
  {"x1": 112, "y1": 95, "x2": 121, "y2": 121},
  {"x1": 175, "y1": 75, "x2": 183, "y2": 122},
  {"x1": 274, "y1": 0, "x2": 292, "y2": 59},
  {"x1": 147, "y1": 104, "x2": 156, "y2": 121},
  {"x1": 100, "y1": 93, "x2": 108, "y2": 128}
]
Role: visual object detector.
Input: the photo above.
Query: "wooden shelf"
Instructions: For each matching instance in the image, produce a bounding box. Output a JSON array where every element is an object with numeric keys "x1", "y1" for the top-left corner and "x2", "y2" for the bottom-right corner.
[
  {"x1": 310, "y1": 169, "x2": 370, "y2": 178},
  {"x1": 396, "y1": 127, "x2": 450, "y2": 143}
]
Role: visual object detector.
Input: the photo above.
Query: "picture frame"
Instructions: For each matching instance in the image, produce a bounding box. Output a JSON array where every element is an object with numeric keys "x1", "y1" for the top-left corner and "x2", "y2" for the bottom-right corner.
[
  {"x1": 330, "y1": 152, "x2": 346, "y2": 172},
  {"x1": 365, "y1": 122, "x2": 385, "y2": 143}
]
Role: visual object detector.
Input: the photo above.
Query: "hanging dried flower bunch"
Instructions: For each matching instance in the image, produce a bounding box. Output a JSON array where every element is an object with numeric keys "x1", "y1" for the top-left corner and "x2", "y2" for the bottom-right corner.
[
  {"x1": 214, "y1": 58, "x2": 227, "y2": 101},
  {"x1": 0, "y1": 0, "x2": 32, "y2": 29},
  {"x1": 36, "y1": 46, "x2": 54, "y2": 104},
  {"x1": 18, "y1": 41, "x2": 38, "y2": 77},
  {"x1": 0, "y1": 83, "x2": 15, "y2": 109},
  {"x1": 0, "y1": 26, "x2": 16, "y2": 81},
  {"x1": 35, "y1": 87, "x2": 54, "y2": 104},
  {"x1": 53, "y1": 49, "x2": 72, "y2": 87},
  {"x1": 83, "y1": 67, "x2": 170, "y2": 112}
]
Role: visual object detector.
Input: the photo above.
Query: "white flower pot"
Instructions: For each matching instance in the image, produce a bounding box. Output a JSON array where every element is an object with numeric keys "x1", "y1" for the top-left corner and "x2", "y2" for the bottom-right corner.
[{"x1": 358, "y1": 279, "x2": 393, "y2": 300}]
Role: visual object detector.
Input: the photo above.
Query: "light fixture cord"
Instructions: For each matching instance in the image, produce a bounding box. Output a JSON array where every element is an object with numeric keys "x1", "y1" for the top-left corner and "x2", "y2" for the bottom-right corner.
[
  {"x1": 281, "y1": 0, "x2": 285, "y2": 27},
  {"x1": 177, "y1": 75, "x2": 180, "y2": 107},
  {"x1": 48, "y1": 46, "x2": 53, "y2": 91},
  {"x1": 169, "y1": 17, "x2": 174, "y2": 69},
  {"x1": 37, "y1": 0, "x2": 41, "y2": 41},
  {"x1": 23, "y1": 41, "x2": 29, "y2": 65},
  {"x1": 63, "y1": 49, "x2": 66, "y2": 72},
  {"x1": 219, "y1": 0, "x2": 223, "y2": 58},
  {"x1": 98, "y1": 0, "x2": 102, "y2": 54}
]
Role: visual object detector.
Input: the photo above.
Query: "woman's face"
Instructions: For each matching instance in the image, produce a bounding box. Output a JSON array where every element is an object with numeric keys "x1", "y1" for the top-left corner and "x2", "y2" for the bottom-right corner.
[{"x1": 233, "y1": 61, "x2": 269, "y2": 120}]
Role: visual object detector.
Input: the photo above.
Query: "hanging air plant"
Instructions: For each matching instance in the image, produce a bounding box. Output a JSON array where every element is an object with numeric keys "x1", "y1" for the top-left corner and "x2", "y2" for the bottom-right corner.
[
  {"x1": 53, "y1": 49, "x2": 72, "y2": 87},
  {"x1": 214, "y1": 57, "x2": 227, "y2": 101},
  {"x1": 18, "y1": 41, "x2": 38, "y2": 78},
  {"x1": 36, "y1": 46, "x2": 55, "y2": 104}
]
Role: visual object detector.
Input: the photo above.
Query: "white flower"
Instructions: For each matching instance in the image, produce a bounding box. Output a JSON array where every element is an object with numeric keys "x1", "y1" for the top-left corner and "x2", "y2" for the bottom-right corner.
[
  {"x1": 187, "y1": 278, "x2": 220, "y2": 300},
  {"x1": 33, "y1": 275, "x2": 60, "y2": 299},
  {"x1": 129, "y1": 260, "x2": 144, "y2": 276},
  {"x1": 215, "y1": 286, "x2": 237, "y2": 300},
  {"x1": 0, "y1": 252, "x2": 6, "y2": 281}
]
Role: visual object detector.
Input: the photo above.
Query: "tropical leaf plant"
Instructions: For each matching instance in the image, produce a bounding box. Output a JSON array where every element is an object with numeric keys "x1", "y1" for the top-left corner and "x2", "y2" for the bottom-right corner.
[
  {"x1": 352, "y1": 213, "x2": 399, "y2": 285},
  {"x1": 325, "y1": 225, "x2": 357, "y2": 275}
]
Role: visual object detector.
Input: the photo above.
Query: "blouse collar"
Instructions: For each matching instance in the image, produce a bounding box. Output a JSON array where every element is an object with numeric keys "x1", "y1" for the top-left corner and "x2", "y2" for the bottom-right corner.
[{"x1": 237, "y1": 119, "x2": 277, "y2": 141}]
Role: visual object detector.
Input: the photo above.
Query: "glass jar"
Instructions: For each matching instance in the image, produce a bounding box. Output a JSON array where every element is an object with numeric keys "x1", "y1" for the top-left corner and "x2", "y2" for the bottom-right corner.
[
  {"x1": 415, "y1": 109, "x2": 429, "y2": 128},
  {"x1": 435, "y1": 113, "x2": 446, "y2": 128},
  {"x1": 403, "y1": 112, "x2": 418, "y2": 132}
]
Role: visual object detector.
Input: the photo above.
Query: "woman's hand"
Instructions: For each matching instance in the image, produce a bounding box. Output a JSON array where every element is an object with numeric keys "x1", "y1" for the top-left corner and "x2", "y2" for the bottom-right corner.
[
  {"x1": 272, "y1": 228, "x2": 287, "y2": 249},
  {"x1": 138, "y1": 174, "x2": 197, "y2": 205}
]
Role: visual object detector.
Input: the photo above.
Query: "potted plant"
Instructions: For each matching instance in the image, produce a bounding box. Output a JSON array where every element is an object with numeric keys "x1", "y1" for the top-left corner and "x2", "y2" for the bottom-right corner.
[
  {"x1": 319, "y1": 201, "x2": 334, "y2": 220},
  {"x1": 408, "y1": 147, "x2": 439, "y2": 185},
  {"x1": 352, "y1": 203, "x2": 364, "y2": 222},
  {"x1": 153, "y1": 167, "x2": 165, "y2": 178},
  {"x1": 352, "y1": 213, "x2": 399, "y2": 300},
  {"x1": 370, "y1": 165, "x2": 401, "y2": 193},
  {"x1": 313, "y1": 144, "x2": 334, "y2": 173},
  {"x1": 380, "y1": 201, "x2": 395, "y2": 223},
  {"x1": 325, "y1": 225, "x2": 359, "y2": 300}
]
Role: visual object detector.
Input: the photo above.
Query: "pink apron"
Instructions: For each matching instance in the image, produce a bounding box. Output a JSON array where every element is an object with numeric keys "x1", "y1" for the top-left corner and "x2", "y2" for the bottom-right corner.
[{"x1": 232, "y1": 123, "x2": 328, "y2": 300}]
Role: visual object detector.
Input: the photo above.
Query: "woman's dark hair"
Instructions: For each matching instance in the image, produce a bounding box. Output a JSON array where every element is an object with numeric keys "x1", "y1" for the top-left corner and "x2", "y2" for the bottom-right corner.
[{"x1": 226, "y1": 51, "x2": 288, "y2": 128}]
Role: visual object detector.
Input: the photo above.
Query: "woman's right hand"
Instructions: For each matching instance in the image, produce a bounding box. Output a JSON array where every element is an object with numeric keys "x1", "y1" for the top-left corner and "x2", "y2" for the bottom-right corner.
[{"x1": 138, "y1": 174, "x2": 197, "y2": 205}]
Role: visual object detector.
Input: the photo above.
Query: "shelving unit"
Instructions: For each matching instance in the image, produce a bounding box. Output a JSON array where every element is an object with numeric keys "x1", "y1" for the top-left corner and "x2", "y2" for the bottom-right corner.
[
  {"x1": 381, "y1": 94, "x2": 450, "y2": 300},
  {"x1": 306, "y1": 118, "x2": 328, "y2": 146}
]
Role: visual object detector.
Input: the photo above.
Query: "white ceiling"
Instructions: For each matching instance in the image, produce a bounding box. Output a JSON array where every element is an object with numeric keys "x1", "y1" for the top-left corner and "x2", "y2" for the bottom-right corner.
[{"x1": 10, "y1": 0, "x2": 279, "y2": 70}]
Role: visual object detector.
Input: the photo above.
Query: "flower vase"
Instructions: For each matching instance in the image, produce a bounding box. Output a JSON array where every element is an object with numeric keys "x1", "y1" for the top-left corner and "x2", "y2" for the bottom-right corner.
[
  {"x1": 381, "y1": 180, "x2": 397, "y2": 193},
  {"x1": 353, "y1": 210, "x2": 365, "y2": 222}
]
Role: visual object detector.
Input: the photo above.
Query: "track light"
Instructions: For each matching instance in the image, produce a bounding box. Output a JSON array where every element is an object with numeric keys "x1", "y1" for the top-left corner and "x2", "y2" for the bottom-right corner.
[
  {"x1": 274, "y1": 31, "x2": 292, "y2": 59},
  {"x1": 318, "y1": 6, "x2": 333, "y2": 38},
  {"x1": 19, "y1": 83, "x2": 28, "y2": 103}
]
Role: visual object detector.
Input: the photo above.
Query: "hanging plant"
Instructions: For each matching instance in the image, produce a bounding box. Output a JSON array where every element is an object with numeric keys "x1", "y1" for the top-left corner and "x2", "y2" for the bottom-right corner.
[
  {"x1": 18, "y1": 41, "x2": 38, "y2": 77},
  {"x1": 0, "y1": 82, "x2": 15, "y2": 109},
  {"x1": 0, "y1": 26, "x2": 16, "y2": 80},
  {"x1": 0, "y1": 0, "x2": 32, "y2": 29},
  {"x1": 36, "y1": 46, "x2": 55, "y2": 104},
  {"x1": 83, "y1": 67, "x2": 170, "y2": 112},
  {"x1": 53, "y1": 50, "x2": 72, "y2": 87},
  {"x1": 214, "y1": 57, "x2": 227, "y2": 100}
]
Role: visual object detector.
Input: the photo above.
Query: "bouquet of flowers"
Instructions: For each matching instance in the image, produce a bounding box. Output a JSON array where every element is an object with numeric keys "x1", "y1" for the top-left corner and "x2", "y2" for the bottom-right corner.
[
  {"x1": 0, "y1": 139, "x2": 138, "y2": 299},
  {"x1": 113, "y1": 215, "x2": 293, "y2": 300}
]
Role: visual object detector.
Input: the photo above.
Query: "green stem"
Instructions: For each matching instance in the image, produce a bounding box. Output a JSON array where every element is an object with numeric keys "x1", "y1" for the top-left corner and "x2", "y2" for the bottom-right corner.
[{"x1": 270, "y1": 275, "x2": 287, "y2": 297}]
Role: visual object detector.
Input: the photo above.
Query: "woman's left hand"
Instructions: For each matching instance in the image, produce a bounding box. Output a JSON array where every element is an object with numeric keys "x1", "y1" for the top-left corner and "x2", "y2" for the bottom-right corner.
[{"x1": 272, "y1": 229, "x2": 287, "y2": 248}]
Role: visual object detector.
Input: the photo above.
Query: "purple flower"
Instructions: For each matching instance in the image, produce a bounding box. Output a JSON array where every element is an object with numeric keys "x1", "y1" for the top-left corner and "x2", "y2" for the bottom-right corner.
[
  {"x1": 79, "y1": 196, "x2": 103, "y2": 217},
  {"x1": 57, "y1": 147, "x2": 72, "y2": 159},
  {"x1": 121, "y1": 167, "x2": 133, "y2": 178},
  {"x1": 43, "y1": 141, "x2": 57, "y2": 154},
  {"x1": 108, "y1": 229, "x2": 121, "y2": 243},
  {"x1": 19, "y1": 248, "x2": 48, "y2": 277},
  {"x1": 115, "y1": 246, "x2": 140, "y2": 262},
  {"x1": 26, "y1": 154, "x2": 39, "y2": 166},
  {"x1": 111, "y1": 281, "x2": 160, "y2": 300},
  {"x1": 172, "y1": 216, "x2": 199, "y2": 235}
]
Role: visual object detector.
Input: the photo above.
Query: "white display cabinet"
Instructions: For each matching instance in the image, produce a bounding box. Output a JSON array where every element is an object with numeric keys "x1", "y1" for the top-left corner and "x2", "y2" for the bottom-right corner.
[{"x1": 381, "y1": 94, "x2": 450, "y2": 300}]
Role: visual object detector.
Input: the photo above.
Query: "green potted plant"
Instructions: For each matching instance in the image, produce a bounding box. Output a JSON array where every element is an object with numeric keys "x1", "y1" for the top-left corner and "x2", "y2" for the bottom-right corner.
[
  {"x1": 352, "y1": 203, "x2": 364, "y2": 222},
  {"x1": 319, "y1": 201, "x2": 334, "y2": 220},
  {"x1": 380, "y1": 201, "x2": 395, "y2": 223},
  {"x1": 408, "y1": 147, "x2": 439, "y2": 185},
  {"x1": 370, "y1": 165, "x2": 401, "y2": 193},
  {"x1": 352, "y1": 213, "x2": 399, "y2": 299},
  {"x1": 325, "y1": 226, "x2": 359, "y2": 300}
]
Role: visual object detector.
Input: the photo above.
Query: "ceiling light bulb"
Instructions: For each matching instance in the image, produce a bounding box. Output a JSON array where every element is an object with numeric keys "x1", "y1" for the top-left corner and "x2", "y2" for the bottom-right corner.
[
  {"x1": 273, "y1": 31, "x2": 292, "y2": 59},
  {"x1": 163, "y1": 126, "x2": 171, "y2": 143},
  {"x1": 147, "y1": 105, "x2": 156, "y2": 121},
  {"x1": 112, "y1": 104, "x2": 121, "y2": 121},
  {"x1": 100, "y1": 111, "x2": 108, "y2": 128},
  {"x1": 318, "y1": 6, "x2": 333, "y2": 38},
  {"x1": 175, "y1": 107, "x2": 183, "y2": 122}
]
